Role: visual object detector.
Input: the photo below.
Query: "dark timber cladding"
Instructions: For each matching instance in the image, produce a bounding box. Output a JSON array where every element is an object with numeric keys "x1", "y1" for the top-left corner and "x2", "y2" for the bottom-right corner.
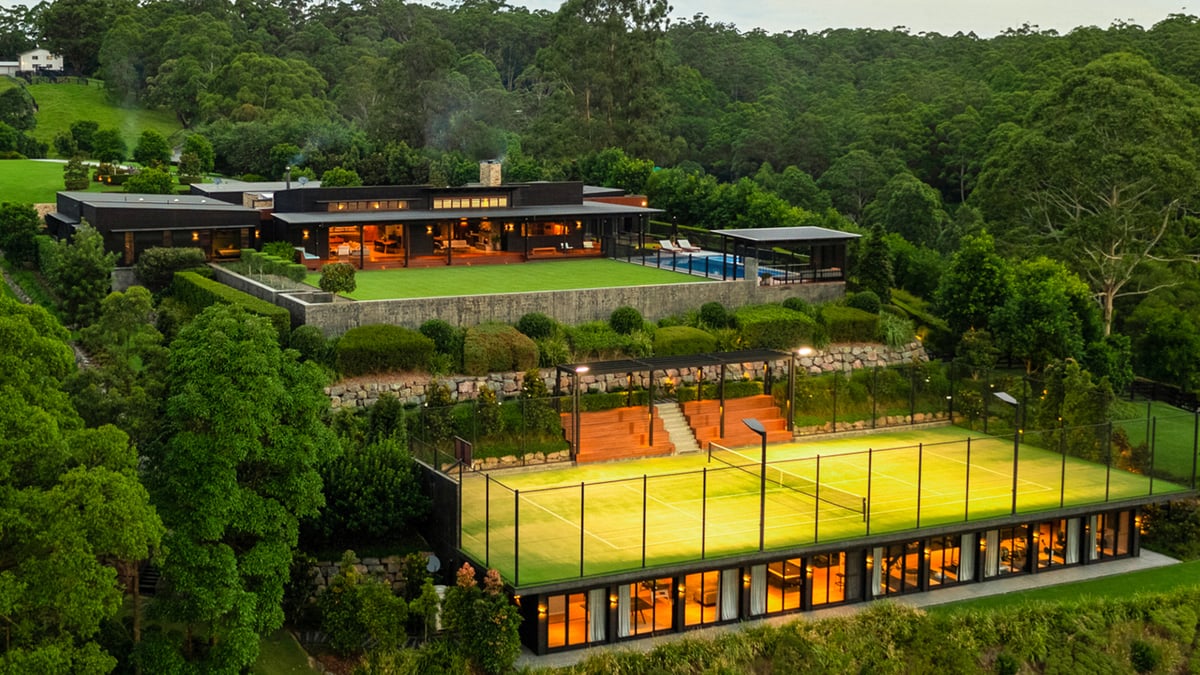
[{"x1": 711, "y1": 226, "x2": 861, "y2": 282}]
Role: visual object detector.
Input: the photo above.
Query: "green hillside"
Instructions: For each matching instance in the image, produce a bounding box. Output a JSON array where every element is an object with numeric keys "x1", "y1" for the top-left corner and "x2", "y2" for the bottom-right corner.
[
  {"x1": 0, "y1": 159, "x2": 120, "y2": 204},
  {"x1": 1, "y1": 77, "x2": 183, "y2": 155}
]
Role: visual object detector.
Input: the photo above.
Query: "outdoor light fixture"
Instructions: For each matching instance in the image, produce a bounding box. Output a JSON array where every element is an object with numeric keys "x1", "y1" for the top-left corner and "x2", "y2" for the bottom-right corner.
[
  {"x1": 744, "y1": 417, "x2": 769, "y2": 551},
  {"x1": 797, "y1": 347, "x2": 814, "y2": 357},
  {"x1": 609, "y1": 594, "x2": 618, "y2": 607},
  {"x1": 426, "y1": 225, "x2": 433, "y2": 235},
  {"x1": 994, "y1": 391, "x2": 1022, "y2": 515},
  {"x1": 191, "y1": 231, "x2": 198, "y2": 241},
  {"x1": 302, "y1": 229, "x2": 309, "y2": 240}
]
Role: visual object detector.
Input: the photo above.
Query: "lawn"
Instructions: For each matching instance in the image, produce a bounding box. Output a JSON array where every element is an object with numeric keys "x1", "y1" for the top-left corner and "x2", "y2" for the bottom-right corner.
[
  {"x1": 19, "y1": 80, "x2": 183, "y2": 154},
  {"x1": 0, "y1": 158, "x2": 119, "y2": 203},
  {"x1": 928, "y1": 558, "x2": 1200, "y2": 615},
  {"x1": 252, "y1": 628, "x2": 321, "y2": 675},
  {"x1": 1115, "y1": 400, "x2": 1198, "y2": 482},
  {"x1": 462, "y1": 426, "x2": 1189, "y2": 587},
  {"x1": 306, "y1": 258, "x2": 709, "y2": 299}
]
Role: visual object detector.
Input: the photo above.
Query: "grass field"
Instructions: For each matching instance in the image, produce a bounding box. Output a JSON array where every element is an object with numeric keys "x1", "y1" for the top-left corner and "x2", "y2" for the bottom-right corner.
[
  {"x1": 462, "y1": 426, "x2": 1190, "y2": 586},
  {"x1": 1116, "y1": 401, "x2": 1198, "y2": 480},
  {"x1": 7, "y1": 79, "x2": 184, "y2": 154},
  {"x1": 306, "y1": 258, "x2": 707, "y2": 299},
  {"x1": 929, "y1": 559, "x2": 1200, "y2": 615},
  {"x1": 0, "y1": 158, "x2": 120, "y2": 203}
]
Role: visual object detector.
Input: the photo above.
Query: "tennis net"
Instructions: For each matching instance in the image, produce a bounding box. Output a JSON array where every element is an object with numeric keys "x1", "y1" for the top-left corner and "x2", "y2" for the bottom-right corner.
[{"x1": 708, "y1": 442, "x2": 866, "y2": 520}]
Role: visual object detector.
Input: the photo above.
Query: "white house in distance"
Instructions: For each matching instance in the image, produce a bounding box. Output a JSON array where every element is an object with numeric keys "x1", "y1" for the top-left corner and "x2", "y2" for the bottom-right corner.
[
  {"x1": 18, "y1": 48, "x2": 62, "y2": 73},
  {"x1": 0, "y1": 61, "x2": 17, "y2": 77}
]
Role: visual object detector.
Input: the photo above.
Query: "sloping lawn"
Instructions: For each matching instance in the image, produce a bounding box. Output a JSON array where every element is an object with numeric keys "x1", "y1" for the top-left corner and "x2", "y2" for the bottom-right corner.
[
  {"x1": 307, "y1": 259, "x2": 709, "y2": 300},
  {"x1": 20, "y1": 80, "x2": 182, "y2": 154},
  {"x1": 0, "y1": 159, "x2": 121, "y2": 203},
  {"x1": 929, "y1": 558, "x2": 1200, "y2": 614}
]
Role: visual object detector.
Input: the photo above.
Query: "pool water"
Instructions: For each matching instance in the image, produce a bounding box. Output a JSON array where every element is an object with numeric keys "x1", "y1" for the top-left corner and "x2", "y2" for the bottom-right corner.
[{"x1": 665, "y1": 254, "x2": 779, "y2": 279}]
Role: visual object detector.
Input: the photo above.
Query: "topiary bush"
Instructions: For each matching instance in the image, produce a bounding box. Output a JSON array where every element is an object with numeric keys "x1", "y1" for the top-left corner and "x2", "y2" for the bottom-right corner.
[
  {"x1": 699, "y1": 302, "x2": 728, "y2": 329},
  {"x1": 335, "y1": 324, "x2": 435, "y2": 376},
  {"x1": 567, "y1": 321, "x2": 633, "y2": 360},
  {"x1": 653, "y1": 325, "x2": 717, "y2": 356},
  {"x1": 319, "y1": 262, "x2": 357, "y2": 294},
  {"x1": 515, "y1": 312, "x2": 557, "y2": 340},
  {"x1": 822, "y1": 305, "x2": 881, "y2": 343},
  {"x1": 733, "y1": 304, "x2": 819, "y2": 350},
  {"x1": 846, "y1": 290, "x2": 881, "y2": 314},
  {"x1": 263, "y1": 240, "x2": 296, "y2": 259},
  {"x1": 288, "y1": 324, "x2": 331, "y2": 365},
  {"x1": 609, "y1": 305, "x2": 644, "y2": 335},
  {"x1": 135, "y1": 247, "x2": 207, "y2": 293},
  {"x1": 462, "y1": 323, "x2": 538, "y2": 376}
]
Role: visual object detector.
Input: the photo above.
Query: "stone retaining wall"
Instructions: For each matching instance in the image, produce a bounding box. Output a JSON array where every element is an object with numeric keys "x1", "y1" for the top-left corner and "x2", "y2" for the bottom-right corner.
[
  {"x1": 327, "y1": 341, "x2": 927, "y2": 409},
  {"x1": 308, "y1": 554, "x2": 416, "y2": 597}
]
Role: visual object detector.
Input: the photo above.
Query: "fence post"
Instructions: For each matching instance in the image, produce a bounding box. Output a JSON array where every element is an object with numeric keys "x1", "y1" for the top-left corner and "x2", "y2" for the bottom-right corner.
[
  {"x1": 641, "y1": 474, "x2": 648, "y2": 568},
  {"x1": 514, "y1": 489, "x2": 520, "y2": 586},
  {"x1": 866, "y1": 448, "x2": 873, "y2": 536},
  {"x1": 485, "y1": 474, "x2": 490, "y2": 566},
  {"x1": 814, "y1": 455, "x2": 821, "y2": 543},
  {"x1": 916, "y1": 443, "x2": 923, "y2": 528},
  {"x1": 1192, "y1": 410, "x2": 1199, "y2": 490},
  {"x1": 579, "y1": 482, "x2": 585, "y2": 578},
  {"x1": 964, "y1": 438, "x2": 971, "y2": 522},
  {"x1": 1149, "y1": 418, "x2": 1157, "y2": 496},
  {"x1": 1105, "y1": 422, "x2": 1113, "y2": 502},
  {"x1": 701, "y1": 467, "x2": 708, "y2": 559}
]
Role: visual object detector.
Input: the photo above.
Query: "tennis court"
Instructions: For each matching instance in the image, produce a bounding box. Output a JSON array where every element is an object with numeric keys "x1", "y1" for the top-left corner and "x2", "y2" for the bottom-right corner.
[{"x1": 460, "y1": 425, "x2": 1192, "y2": 586}]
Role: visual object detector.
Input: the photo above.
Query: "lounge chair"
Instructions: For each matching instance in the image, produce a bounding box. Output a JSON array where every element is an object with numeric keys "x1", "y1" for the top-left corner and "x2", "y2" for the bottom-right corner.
[
  {"x1": 659, "y1": 240, "x2": 683, "y2": 253},
  {"x1": 676, "y1": 238, "x2": 702, "y2": 252}
]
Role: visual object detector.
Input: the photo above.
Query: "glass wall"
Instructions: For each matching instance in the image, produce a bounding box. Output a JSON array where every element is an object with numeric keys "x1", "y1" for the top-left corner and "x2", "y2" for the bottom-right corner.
[
  {"x1": 620, "y1": 577, "x2": 674, "y2": 638},
  {"x1": 1036, "y1": 518, "x2": 1081, "y2": 569},
  {"x1": 926, "y1": 535, "x2": 963, "y2": 587},
  {"x1": 876, "y1": 541, "x2": 921, "y2": 596},
  {"x1": 810, "y1": 553, "x2": 846, "y2": 606},
  {"x1": 996, "y1": 525, "x2": 1030, "y2": 576},
  {"x1": 682, "y1": 570, "x2": 722, "y2": 627},
  {"x1": 763, "y1": 557, "x2": 804, "y2": 614}
]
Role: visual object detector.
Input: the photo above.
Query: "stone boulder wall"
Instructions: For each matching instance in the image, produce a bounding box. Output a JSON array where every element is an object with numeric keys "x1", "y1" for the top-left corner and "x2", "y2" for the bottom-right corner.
[{"x1": 326, "y1": 341, "x2": 928, "y2": 409}]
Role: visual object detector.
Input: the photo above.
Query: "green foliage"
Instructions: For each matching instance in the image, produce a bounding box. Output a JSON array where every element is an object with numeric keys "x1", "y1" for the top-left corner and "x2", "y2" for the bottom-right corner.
[
  {"x1": 462, "y1": 322, "x2": 538, "y2": 376},
  {"x1": 0, "y1": 86, "x2": 36, "y2": 130},
  {"x1": 877, "y1": 312, "x2": 916, "y2": 349},
  {"x1": 306, "y1": 438, "x2": 429, "y2": 550},
  {"x1": 653, "y1": 325, "x2": 717, "y2": 356},
  {"x1": 855, "y1": 226, "x2": 893, "y2": 302},
  {"x1": 535, "y1": 334, "x2": 571, "y2": 368},
  {"x1": 1130, "y1": 638, "x2": 1161, "y2": 673},
  {"x1": 609, "y1": 305, "x2": 645, "y2": 335},
  {"x1": 42, "y1": 221, "x2": 117, "y2": 327},
  {"x1": 1142, "y1": 500, "x2": 1200, "y2": 560},
  {"x1": 476, "y1": 385, "x2": 502, "y2": 436},
  {"x1": 991, "y1": 257, "x2": 1100, "y2": 372},
  {"x1": 822, "y1": 305, "x2": 881, "y2": 343},
  {"x1": 419, "y1": 318, "x2": 465, "y2": 368},
  {"x1": 288, "y1": 324, "x2": 332, "y2": 366},
  {"x1": 90, "y1": 127, "x2": 126, "y2": 162},
  {"x1": 0, "y1": 201, "x2": 41, "y2": 265},
  {"x1": 63, "y1": 155, "x2": 90, "y2": 190},
  {"x1": 441, "y1": 564, "x2": 521, "y2": 675},
  {"x1": 846, "y1": 290, "x2": 882, "y2": 314},
  {"x1": 148, "y1": 304, "x2": 335, "y2": 671},
  {"x1": 171, "y1": 270, "x2": 291, "y2": 341},
  {"x1": 133, "y1": 247, "x2": 207, "y2": 293},
  {"x1": 320, "y1": 165, "x2": 363, "y2": 187},
  {"x1": 263, "y1": 240, "x2": 297, "y2": 259},
  {"x1": 132, "y1": 129, "x2": 170, "y2": 166},
  {"x1": 336, "y1": 324, "x2": 435, "y2": 376},
  {"x1": 733, "y1": 304, "x2": 819, "y2": 350},
  {"x1": 182, "y1": 134, "x2": 215, "y2": 173},
  {"x1": 319, "y1": 261, "x2": 357, "y2": 294},
  {"x1": 515, "y1": 311, "x2": 557, "y2": 340},
  {"x1": 123, "y1": 166, "x2": 176, "y2": 194},
  {"x1": 698, "y1": 301, "x2": 729, "y2": 329},
  {"x1": 519, "y1": 370, "x2": 560, "y2": 434}
]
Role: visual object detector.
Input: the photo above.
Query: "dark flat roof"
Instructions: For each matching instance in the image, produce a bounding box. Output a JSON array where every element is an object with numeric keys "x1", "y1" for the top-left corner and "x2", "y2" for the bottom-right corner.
[
  {"x1": 189, "y1": 180, "x2": 323, "y2": 195},
  {"x1": 273, "y1": 201, "x2": 662, "y2": 226},
  {"x1": 710, "y1": 226, "x2": 861, "y2": 244}
]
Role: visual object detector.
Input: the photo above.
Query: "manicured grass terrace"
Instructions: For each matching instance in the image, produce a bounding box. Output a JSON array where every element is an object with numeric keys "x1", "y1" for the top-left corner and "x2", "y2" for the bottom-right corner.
[
  {"x1": 307, "y1": 258, "x2": 708, "y2": 300},
  {"x1": 462, "y1": 426, "x2": 1192, "y2": 587},
  {"x1": 0, "y1": 158, "x2": 119, "y2": 204}
]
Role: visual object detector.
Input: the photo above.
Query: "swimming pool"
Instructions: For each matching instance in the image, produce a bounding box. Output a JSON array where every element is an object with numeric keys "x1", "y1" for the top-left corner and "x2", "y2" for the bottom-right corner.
[{"x1": 664, "y1": 253, "x2": 779, "y2": 280}]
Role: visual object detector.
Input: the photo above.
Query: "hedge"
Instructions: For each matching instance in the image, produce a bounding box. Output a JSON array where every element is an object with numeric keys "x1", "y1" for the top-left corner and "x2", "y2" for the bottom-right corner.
[
  {"x1": 676, "y1": 379, "x2": 763, "y2": 403},
  {"x1": 171, "y1": 271, "x2": 291, "y2": 340},
  {"x1": 462, "y1": 323, "x2": 538, "y2": 376},
  {"x1": 579, "y1": 390, "x2": 651, "y2": 411},
  {"x1": 733, "y1": 304, "x2": 819, "y2": 350},
  {"x1": 335, "y1": 324, "x2": 435, "y2": 376},
  {"x1": 653, "y1": 325, "x2": 717, "y2": 356},
  {"x1": 135, "y1": 247, "x2": 207, "y2": 292},
  {"x1": 239, "y1": 249, "x2": 306, "y2": 282},
  {"x1": 822, "y1": 305, "x2": 880, "y2": 343}
]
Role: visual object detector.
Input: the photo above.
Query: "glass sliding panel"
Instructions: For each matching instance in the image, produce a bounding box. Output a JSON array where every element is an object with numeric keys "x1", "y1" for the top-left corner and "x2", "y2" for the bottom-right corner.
[
  {"x1": 682, "y1": 570, "x2": 720, "y2": 627},
  {"x1": 927, "y1": 535, "x2": 962, "y2": 587},
  {"x1": 765, "y1": 558, "x2": 803, "y2": 614},
  {"x1": 810, "y1": 552, "x2": 846, "y2": 606}
]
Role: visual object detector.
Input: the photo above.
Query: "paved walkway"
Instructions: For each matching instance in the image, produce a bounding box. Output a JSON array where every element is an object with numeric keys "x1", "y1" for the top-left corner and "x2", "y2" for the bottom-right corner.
[{"x1": 516, "y1": 550, "x2": 1179, "y2": 670}]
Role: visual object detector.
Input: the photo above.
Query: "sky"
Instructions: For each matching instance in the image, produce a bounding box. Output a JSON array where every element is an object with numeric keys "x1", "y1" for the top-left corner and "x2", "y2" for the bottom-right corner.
[{"x1": 511, "y1": 0, "x2": 1187, "y2": 37}]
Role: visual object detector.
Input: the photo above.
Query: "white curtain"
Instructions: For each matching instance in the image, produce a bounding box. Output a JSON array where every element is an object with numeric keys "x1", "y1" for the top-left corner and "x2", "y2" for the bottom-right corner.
[
  {"x1": 1066, "y1": 518, "x2": 1080, "y2": 565},
  {"x1": 870, "y1": 547, "x2": 882, "y2": 598},
  {"x1": 959, "y1": 533, "x2": 975, "y2": 581},
  {"x1": 1088, "y1": 515, "x2": 1100, "y2": 560},
  {"x1": 617, "y1": 584, "x2": 631, "y2": 637},
  {"x1": 588, "y1": 588, "x2": 606, "y2": 643},
  {"x1": 984, "y1": 530, "x2": 999, "y2": 577},
  {"x1": 749, "y1": 565, "x2": 766, "y2": 616},
  {"x1": 720, "y1": 568, "x2": 739, "y2": 621}
]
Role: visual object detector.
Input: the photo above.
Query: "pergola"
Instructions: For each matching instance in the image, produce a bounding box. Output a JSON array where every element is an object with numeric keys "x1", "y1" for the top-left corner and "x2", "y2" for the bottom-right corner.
[
  {"x1": 554, "y1": 349, "x2": 797, "y2": 459},
  {"x1": 709, "y1": 226, "x2": 861, "y2": 283}
]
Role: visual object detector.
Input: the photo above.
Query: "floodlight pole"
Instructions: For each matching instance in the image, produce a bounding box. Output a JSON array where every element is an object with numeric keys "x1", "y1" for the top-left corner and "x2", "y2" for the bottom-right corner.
[
  {"x1": 574, "y1": 366, "x2": 589, "y2": 459},
  {"x1": 995, "y1": 391, "x2": 1020, "y2": 515},
  {"x1": 744, "y1": 417, "x2": 768, "y2": 551}
]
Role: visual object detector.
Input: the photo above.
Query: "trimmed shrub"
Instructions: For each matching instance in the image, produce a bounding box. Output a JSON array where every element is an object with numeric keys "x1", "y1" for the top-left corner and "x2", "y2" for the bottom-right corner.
[
  {"x1": 535, "y1": 335, "x2": 571, "y2": 367},
  {"x1": 567, "y1": 321, "x2": 631, "y2": 360},
  {"x1": 288, "y1": 324, "x2": 331, "y2": 365},
  {"x1": 516, "y1": 312, "x2": 557, "y2": 340},
  {"x1": 319, "y1": 262, "x2": 357, "y2": 294},
  {"x1": 699, "y1": 301, "x2": 728, "y2": 329},
  {"x1": 822, "y1": 305, "x2": 881, "y2": 343},
  {"x1": 733, "y1": 304, "x2": 819, "y2": 350},
  {"x1": 335, "y1": 324, "x2": 435, "y2": 376},
  {"x1": 846, "y1": 290, "x2": 881, "y2": 314},
  {"x1": 263, "y1": 240, "x2": 296, "y2": 259},
  {"x1": 462, "y1": 323, "x2": 538, "y2": 376},
  {"x1": 171, "y1": 271, "x2": 291, "y2": 340},
  {"x1": 284, "y1": 263, "x2": 307, "y2": 282},
  {"x1": 609, "y1": 305, "x2": 644, "y2": 335},
  {"x1": 654, "y1": 325, "x2": 717, "y2": 356},
  {"x1": 134, "y1": 247, "x2": 208, "y2": 293}
]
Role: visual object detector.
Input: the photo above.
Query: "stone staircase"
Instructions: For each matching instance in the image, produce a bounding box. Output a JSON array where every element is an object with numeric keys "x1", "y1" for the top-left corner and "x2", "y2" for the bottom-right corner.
[{"x1": 655, "y1": 401, "x2": 703, "y2": 455}]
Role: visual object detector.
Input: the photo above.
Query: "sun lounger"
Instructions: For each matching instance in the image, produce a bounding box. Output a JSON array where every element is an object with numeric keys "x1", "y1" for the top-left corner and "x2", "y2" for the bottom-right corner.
[
  {"x1": 676, "y1": 238, "x2": 702, "y2": 252},
  {"x1": 659, "y1": 240, "x2": 683, "y2": 253}
]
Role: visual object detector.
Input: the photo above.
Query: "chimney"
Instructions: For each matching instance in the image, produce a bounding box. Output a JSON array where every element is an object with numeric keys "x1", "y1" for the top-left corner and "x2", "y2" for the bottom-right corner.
[{"x1": 480, "y1": 159, "x2": 502, "y2": 187}]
